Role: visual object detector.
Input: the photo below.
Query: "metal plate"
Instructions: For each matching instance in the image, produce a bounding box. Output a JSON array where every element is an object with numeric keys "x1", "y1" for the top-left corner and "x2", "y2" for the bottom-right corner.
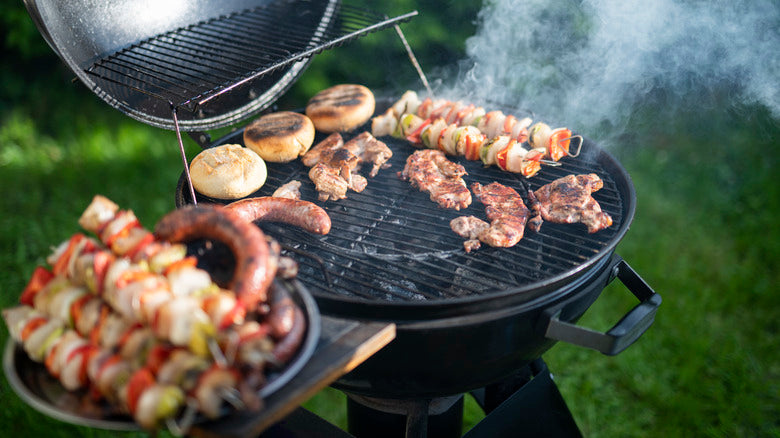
[{"x1": 2, "y1": 279, "x2": 320, "y2": 432}]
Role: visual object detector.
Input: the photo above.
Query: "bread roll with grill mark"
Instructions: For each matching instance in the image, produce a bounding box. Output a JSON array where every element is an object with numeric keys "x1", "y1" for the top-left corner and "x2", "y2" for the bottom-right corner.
[
  {"x1": 305, "y1": 84, "x2": 375, "y2": 133},
  {"x1": 189, "y1": 144, "x2": 267, "y2": 199},
  {"x1": 243, "y1": 111, "x2": 316, "y2": 163}
]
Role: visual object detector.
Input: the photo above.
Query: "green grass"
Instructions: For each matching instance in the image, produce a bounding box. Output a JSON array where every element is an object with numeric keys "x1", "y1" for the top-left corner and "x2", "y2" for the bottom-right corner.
[{"x1": 1, "y1": 5, "x2": 778, "y2": 437}]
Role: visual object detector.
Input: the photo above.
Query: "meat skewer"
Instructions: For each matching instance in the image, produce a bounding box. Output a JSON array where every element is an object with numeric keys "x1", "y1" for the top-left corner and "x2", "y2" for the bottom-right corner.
[
  {"x1": 45, "y1": 196, "x2": 300, "y2": 362},
  {"x1": 80, "y1": 195, "x2": 276, "y2": 313},
  {"x1": 17, "y1": 255, "x2": 283, "y2": 370},
  {"x1": 3, "y1": 195, "x2": 310, "y2": 432},
  {"x1": 373, "y1": 90, "x2": 583, "y2": 177},
  {"x1": 44, "y1": 232, "x2": 239, "y2": 357},
  {"x1": 2, "y1": 304, "x2": 260, "y2": 432},
  {"x1": 377, "y1": 90, "x2": 582, "y2": 160}
]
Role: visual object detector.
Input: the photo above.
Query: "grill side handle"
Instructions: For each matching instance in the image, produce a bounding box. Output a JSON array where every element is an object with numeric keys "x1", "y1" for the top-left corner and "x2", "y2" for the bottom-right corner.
[{"x1": 543, "y1": 255, "x2": 662, "y2": 356}]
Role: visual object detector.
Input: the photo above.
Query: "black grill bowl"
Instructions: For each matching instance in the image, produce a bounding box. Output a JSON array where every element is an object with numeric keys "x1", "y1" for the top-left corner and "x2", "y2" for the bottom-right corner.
[{"x1": 175, "y1": 102, "x2": 661, "y2": 398}]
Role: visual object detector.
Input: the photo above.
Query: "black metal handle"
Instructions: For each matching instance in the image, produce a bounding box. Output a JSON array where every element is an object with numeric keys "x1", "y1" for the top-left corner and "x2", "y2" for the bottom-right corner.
[{"x1": 544, "y1": 256, "x2": 662, "y2": 356}]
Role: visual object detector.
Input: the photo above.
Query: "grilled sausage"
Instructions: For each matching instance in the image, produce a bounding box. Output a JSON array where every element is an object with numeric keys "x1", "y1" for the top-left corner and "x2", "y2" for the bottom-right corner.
[
  {"x1": 224, "y1": 197, "x2": 331, "y2": 235},
  {"x1": 266, "y1": 282, "x2": 296, "y2": 340},
  {"x1": 153, "y1": 205, "x2": 276, "y2": 311},
  {"x1": 271, "y1": 307, "x2": 306, "y2": 364}
]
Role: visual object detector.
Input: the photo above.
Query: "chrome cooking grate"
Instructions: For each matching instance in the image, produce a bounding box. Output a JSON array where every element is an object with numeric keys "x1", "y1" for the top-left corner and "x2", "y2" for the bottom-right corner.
[
  {"x1": 179, "y1": 130, "x2": 626, "y2": 304},
  {"x1": 85, "y1": 0, "x2": 416, "y2": 117}
]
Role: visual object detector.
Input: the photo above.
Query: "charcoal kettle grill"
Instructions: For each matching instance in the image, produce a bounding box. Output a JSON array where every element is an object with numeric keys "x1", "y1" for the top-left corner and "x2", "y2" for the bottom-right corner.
[{"x1": 23, "y1": 0, "x2": 661, "y2": 436}]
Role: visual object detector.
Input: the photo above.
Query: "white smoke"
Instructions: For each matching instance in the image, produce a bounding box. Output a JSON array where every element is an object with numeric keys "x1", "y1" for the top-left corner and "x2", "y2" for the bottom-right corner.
[{"x1": 434, "y1": 0, "x2": 779, "y2": 143}]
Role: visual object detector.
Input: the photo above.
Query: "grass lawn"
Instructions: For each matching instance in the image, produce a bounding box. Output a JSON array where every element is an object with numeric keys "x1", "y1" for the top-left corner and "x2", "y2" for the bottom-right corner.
[{"x1": 1, "y1": 12, "x2": 778, "y2": 438}]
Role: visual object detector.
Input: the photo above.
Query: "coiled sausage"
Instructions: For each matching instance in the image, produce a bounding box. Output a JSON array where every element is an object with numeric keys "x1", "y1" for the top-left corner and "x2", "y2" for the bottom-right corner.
[{"x1": 153, "y1": 205, "x2": 276, "y2": 311}]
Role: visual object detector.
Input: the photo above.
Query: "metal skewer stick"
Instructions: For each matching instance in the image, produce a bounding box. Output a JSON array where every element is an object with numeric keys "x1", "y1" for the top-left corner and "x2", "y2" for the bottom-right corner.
[
  {"x1": 208, "y1": 338, "x2": 229, "y2": 368},
  {"x1": 563, "y1": 135, "x2": 584, "y2": 157},
  {"x1": 167, "y1": 398, "x2": 199, "y2": 437},
  {"x1": 392, "y1": 20, "x2": 433, "y2": 97}
]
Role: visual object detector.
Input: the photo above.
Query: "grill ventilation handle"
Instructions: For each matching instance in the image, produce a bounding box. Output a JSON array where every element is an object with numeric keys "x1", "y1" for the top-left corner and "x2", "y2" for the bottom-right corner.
[{"x1": 544, "y1": 256, "x2": 662, "y2": 355}]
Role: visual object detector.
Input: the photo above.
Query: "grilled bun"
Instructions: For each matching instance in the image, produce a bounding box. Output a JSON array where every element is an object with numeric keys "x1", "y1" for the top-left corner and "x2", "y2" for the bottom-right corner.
[
  {"x1": 305, "y1": 84, "x2": 375, "y2": 133},
  {"x1": 190, "y1": 144, "x2": 267, "y2": 199},
  {"x1": 243, "y1": 111, "x2": 316, "y2": 163}
]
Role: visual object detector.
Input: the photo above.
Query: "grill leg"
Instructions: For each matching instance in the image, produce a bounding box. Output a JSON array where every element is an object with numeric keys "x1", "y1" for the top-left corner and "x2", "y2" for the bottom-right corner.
[
  {"x1": 346, "y1": 395, "x2": 463, "y2": 438},
  {"x1": 404, "y1": 399, "x2": 429, "y2": 438},
  {"x1": 466, "y1": 359, "x2": 582, "y2": 438}
]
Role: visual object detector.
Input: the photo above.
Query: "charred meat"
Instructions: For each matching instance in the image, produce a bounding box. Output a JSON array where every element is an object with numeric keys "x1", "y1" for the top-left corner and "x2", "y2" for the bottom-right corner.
[
  {"x1": 531, "y1": 173, "x2": 613, "y2": 233},
  {"x1": 468, "y1": 182, "x2": 530, "y2": 248},
  {"x1": 449, "y1": 215, "x2": 489, "y2": 252},
  {"x1": 343, "y1": 131, "x2": 393, "y2": 177},
  {"x1": 302, "y1": 132, "x2": 390, "y2": 201},
  {"x1": 400, "y1": 149, "x2": 472, "y2": 210}
]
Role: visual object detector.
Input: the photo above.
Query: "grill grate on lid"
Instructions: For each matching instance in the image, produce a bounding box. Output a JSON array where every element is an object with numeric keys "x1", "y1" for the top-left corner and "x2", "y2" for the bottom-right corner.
[{"x1": 84, "y1": 1, "x2": 416, "y2": 123}]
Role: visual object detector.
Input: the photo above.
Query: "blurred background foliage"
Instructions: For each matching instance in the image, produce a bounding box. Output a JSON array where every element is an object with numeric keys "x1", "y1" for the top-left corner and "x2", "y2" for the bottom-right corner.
[{"x1": 1, "y1": 0, "x2": 778, "y2": 437}]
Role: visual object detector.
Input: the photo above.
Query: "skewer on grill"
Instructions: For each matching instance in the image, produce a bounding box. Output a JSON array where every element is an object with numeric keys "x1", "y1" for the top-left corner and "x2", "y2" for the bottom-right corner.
[{"x1": 372, "y1": 90, "x2": 582, "y2": 177}]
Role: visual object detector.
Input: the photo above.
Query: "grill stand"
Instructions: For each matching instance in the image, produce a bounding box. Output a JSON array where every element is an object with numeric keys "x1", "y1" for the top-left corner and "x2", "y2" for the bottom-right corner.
[{"x1": 261, "y1": 358, "x2": 581, "y2": 437}]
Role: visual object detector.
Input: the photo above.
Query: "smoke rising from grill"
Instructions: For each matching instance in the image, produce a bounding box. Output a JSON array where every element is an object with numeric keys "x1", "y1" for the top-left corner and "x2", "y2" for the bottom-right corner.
[{"x1": 433, "y1": 0, "x2": 779, "y2": 143}]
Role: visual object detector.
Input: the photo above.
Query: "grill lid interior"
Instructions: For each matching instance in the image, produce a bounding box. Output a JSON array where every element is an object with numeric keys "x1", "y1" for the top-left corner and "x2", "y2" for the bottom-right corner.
[{"x1": 24, "y1": 0, "x2": 416, "y2": 130}]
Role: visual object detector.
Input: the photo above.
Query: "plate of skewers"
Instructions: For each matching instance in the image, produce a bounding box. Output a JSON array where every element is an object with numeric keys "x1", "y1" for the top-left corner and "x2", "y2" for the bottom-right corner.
[{"x1": 2, "y1": 195, "x2": 320, "y2": 434}]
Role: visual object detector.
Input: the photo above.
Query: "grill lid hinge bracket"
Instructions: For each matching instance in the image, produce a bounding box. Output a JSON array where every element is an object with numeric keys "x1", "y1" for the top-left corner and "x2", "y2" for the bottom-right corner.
[{"x1": 187, "y1": 131, "x2": 212, "y2": 149}]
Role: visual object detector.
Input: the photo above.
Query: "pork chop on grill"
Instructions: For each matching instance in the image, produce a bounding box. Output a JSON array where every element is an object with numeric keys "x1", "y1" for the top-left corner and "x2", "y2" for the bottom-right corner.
[
  {"x1": 400, "y1": 149, "x2": 471, "y2": 210},
  {"x1": 530, "y1": 173, "x2": 613, "y2": 233},
  {"x1": 457, "y1": 182, "x2": 530, "y2": 249}
]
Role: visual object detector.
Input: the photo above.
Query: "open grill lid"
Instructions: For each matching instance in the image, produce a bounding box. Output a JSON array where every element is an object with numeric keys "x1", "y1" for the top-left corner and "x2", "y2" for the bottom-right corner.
[
  {"x1": 24, "y1": 0, "x2": 416, "y2": 130},
  {"x1": 176, "y1": 112, "x2": 637, "y2": 321}
]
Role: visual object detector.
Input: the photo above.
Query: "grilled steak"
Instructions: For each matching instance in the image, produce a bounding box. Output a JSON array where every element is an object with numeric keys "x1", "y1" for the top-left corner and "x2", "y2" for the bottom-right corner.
[
  {"x1": 531, "y1": 173, "x2": 613, "y2": 233},
  {"x1": 400, "y1": 149, "x2": 471, "y2": 210}
]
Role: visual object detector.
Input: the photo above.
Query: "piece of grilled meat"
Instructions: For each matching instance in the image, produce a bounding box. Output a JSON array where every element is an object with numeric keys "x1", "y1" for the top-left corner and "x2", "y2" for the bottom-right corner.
[
  {"x1": 531, "y1": 173, "x2": 613, "y2": 233},
  {"x1": 449, "y1": 215, "x2": 489, "y2": 252},
  {"x1": 343, "y1": 131, "x2": 393, "y2": 177},
  {"x1": 400, "y1": 149, "x2": 472, "y2": 210},
  {"x1": 469, "y1": 182, "x2": 530, "y2": 248},
  {"x1": 302, "y1": 132, "x2": 390, "y2": 201}
]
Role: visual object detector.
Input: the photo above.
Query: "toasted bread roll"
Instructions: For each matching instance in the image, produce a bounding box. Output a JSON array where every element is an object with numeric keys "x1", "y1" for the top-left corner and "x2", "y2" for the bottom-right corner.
[
  {"x1": 243, "y1": 111, "x2": 316, "y2": 163},
  {"x1": 190, "y1": 144, "x2": 267, "y2": 199},
  {"x1": 305, "y1": 84, "x2": 375, "y2": 133}
]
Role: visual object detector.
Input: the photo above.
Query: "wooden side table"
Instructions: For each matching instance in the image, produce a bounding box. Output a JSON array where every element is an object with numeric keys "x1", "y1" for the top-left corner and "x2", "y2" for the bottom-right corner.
[{"x1": 191, "y1": 316, "x2": 396, "y2": 438}]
